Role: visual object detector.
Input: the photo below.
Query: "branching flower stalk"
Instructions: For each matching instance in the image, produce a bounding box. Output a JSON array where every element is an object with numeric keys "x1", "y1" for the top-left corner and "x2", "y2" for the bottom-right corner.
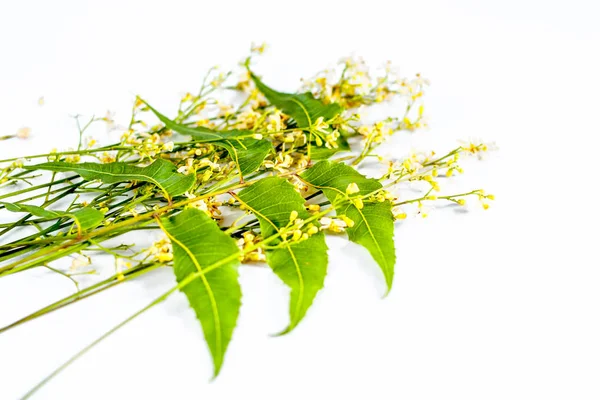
[{"x1": 0, "y1": 44, "x2": 495, "y2": 397}]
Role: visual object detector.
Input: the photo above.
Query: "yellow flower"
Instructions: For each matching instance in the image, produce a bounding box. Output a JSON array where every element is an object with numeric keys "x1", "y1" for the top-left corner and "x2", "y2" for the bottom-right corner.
[
  {"x1": 307, "y1": 204, "x2": 320, "y2": 212},
  {"x1": 339, "y1": 215, "x2": 355, "y2": 228},
  {"x1": 65, "y1": 154, "x2": 81, "y2": 163},
  {"x1": 243, "y1": 232, "x2": 255, "y2": 243},
  {"x1": 346, "y1": 182, "x2": 360, "y2": 195},
  {"x1": 289, "y1": 210, "x2": 299, "y2": 223},
  {"x1": 306, "y1": 225, "x2": 319, "y2": 235},
  {"x1": 292, "y1": 230, "x2": 303, "y2": 241},
  {"x1": 352, "y1": 198, "x2": 364, "y2": 209},
  {"x1": 157, "y1": 253, "x2": 174, "y2": 262},
  {"x1": 251, "y1": 42, "x2": 267, "y2": 54},
  {"x1": 100, "y1": 152, "x2": 116, "y2": 163}
]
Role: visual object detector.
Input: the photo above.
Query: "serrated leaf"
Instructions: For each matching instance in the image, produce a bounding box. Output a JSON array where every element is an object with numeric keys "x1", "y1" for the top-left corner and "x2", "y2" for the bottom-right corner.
[
  {"x1": 0, "y1": 202, "x2": 104, "y2": 232},
  {"x1": 158, "y1": 208, "x2": 241, "y2": 377},
  {"x1": 237, "y1": 176, "x2": 328, "y2": 333},
  {"x1": 250, "y1": 72, "x2": 343, "y2": 129},
  {"x1": 214, "y1": 138, "x2": 272, "y2": 178},
  {"x1": 144, "y1": 100, "x2": 253, "y2": 142},
  {"x1": 144, "y1": 101, "x2": 272, "y2": 176},
  {"x1": 301, "y1": 161, "x2": 396, "y2": 290},
  {"x1": 24, "y1": 159, "x2": 195, "y2": 200}
]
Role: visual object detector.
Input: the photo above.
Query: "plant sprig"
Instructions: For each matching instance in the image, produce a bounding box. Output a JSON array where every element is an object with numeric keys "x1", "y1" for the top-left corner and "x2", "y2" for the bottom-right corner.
[{"x1": 0, "y1": 44, "x2": 495, "y2": 398}]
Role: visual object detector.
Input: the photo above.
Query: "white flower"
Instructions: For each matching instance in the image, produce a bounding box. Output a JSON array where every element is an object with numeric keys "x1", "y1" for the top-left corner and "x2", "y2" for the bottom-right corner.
[
  {"x1": 163, "y1": 141, "x2": 174, "y2": 152},
  {"x1": 70, "y1": 255, "x2": 90, "y2": 271},
  {"x1": 16, "y1": 127, "x2": 31, "y2": 139}
]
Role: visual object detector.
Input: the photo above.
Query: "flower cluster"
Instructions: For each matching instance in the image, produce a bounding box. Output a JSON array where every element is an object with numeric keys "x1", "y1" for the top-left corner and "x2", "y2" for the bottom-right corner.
[
  {"x1": 301, "y1": 56, "x2": 429, "y2": 111},
  {"x1": 148, "y1": 238, "x2": 173, "y2": 263},
  {"x1": 237, "y1": 232, "x2": 266, "y2": 262},
  {"x1": 0, "y1": 43, "x2": 495, "y2": 282}
]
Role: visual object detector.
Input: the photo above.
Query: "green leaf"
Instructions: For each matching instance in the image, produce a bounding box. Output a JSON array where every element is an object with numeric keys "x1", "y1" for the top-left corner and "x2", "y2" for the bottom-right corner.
[
  {"x1": 143, "y1": 100, "x2": 253, "y2": 142},
  {"x1": 143, "y1": 100, "x2": 272, "y2": 176},
  {"x1": 301, "y1": 161, "x2": 396, "y2": 290},
  {"x1": 66, "y1": 207, "x2": 105, "y2": 231},
  {"x1": 0, "y1": 202, "x2": 104, "y2": 232},
  {"x1": 250, "y1": 72, "x2": 343, "y2": 129},
  {"x1": 237, "y1": 177, "x2": 328, "y2": 333},
  {"x1": 215, "y1": 138, "x2": 272, "y2": 178},
  {"x1": 158, "y1": 208, "x2": 241, "y2": 377},
  {"x1": 24, "y1": 159, "x2": 195, "y2": 200}
]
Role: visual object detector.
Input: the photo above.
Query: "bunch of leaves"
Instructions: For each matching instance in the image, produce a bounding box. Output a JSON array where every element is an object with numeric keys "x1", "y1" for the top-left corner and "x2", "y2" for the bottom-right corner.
[{"x1": 0, "y1": 45, "x2": 494, "y2": 398}]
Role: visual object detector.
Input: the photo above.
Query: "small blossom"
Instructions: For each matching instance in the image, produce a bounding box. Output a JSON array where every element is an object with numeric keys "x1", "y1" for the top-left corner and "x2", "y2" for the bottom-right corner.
[
  {"x1": 292, "y1": 230, "x2": 303, "y2": 241},
  {"x1": 163, "y1": 141, "x2": 174, "y2": 152},
  {"x1": 251, "y1": 42, "x2": 267, "y2": 54},
  {"x1": 70, "y1": 255, "x2": 91, "y2": 272},
  {"x1": 102, "y1": 111, "x2": 116, "y2": 129},
  {"x1": 87, "y1": 138, "x2": 97, "y2": 148},
  {"x1": 306, "y1": 224, "x2": 319, "y2": 235},
  {"x1": 319, "y1": 217, "x2": 347, "y2": 233},
  {"x1": 116, "y1": 258, "x2": 132, "y2": 281},
  {"x1": 100, "y1": 152, "x2": 116, "y2": 163},
  {"x1": 148, "y1": 238, "x2": 173, "y2": 263},
  {"x1": 339, "y1": 215, "x2": 355, "y2": 228},
  {"x1": 352, "y1": 198, "x2": 364, "y2": 209},
  {"x1": 16, "y1": 127, "x2": 31, "y2": 139},
  {"x1": 307, "y1": 204, "x2": 320, "y2": 212},
  {"x1": 346, "y1": 182, "x2": 360, "y2": 195}
]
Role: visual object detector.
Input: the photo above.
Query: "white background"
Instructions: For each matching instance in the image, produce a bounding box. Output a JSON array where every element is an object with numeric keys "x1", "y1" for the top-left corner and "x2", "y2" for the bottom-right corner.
[{"x1": 1, "y1": 0, "x2": 599, "y2": 399}]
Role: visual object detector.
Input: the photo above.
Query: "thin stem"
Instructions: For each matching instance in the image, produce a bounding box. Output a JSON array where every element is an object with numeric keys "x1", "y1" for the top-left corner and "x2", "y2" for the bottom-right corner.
[
  {"x1": 21, "y1": 282, "x2": 180, "y2": 399},
  {"x1": 0, "y1": 182, "x2": 249, "y2": 276},
  {"x1": 0, "y1": 144, "x2": 125, "y2": 163},
  {"x1": 22, "y1": 195, "x2": 351, "y2": 396},
  {"x1": 0, "y1": 262, "x2": 160, "y2": 335},
  {"x1": 0, "y1": 176, "x2": 80, "y2": 200}
]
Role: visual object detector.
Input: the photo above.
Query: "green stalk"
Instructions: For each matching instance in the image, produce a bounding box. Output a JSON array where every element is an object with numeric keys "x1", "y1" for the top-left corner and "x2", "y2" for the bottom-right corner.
[
  {"x1": 0, "y1": 262, "x2": 161, "y2": 335},
  {"x1": 0, "y1": 176, "x2": 79, "y2": 200},
  {"x1": 20, "y1": 183, "x2": 361, "y2": 397},
  {"x1": 0, "y1": 181, "x2": 84, "y2": 237},
  {"x1": 0, "y1": 182, "x2": 249, "y2": 276},
  {"x1": 0, "y1": 144, "x2": 127, "y2": 163}
]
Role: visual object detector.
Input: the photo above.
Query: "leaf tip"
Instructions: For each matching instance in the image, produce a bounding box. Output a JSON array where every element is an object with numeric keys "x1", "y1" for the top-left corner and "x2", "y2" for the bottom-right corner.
[
  {"x1": 381, "y1": 272, "x2": 394, "y2": 298},
  {"x1": 210, "y1": 360, "x2": 224, "y2": 381},
  {"x1": 270, "y1": 325, "x2": 294, "y2": 338}
]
